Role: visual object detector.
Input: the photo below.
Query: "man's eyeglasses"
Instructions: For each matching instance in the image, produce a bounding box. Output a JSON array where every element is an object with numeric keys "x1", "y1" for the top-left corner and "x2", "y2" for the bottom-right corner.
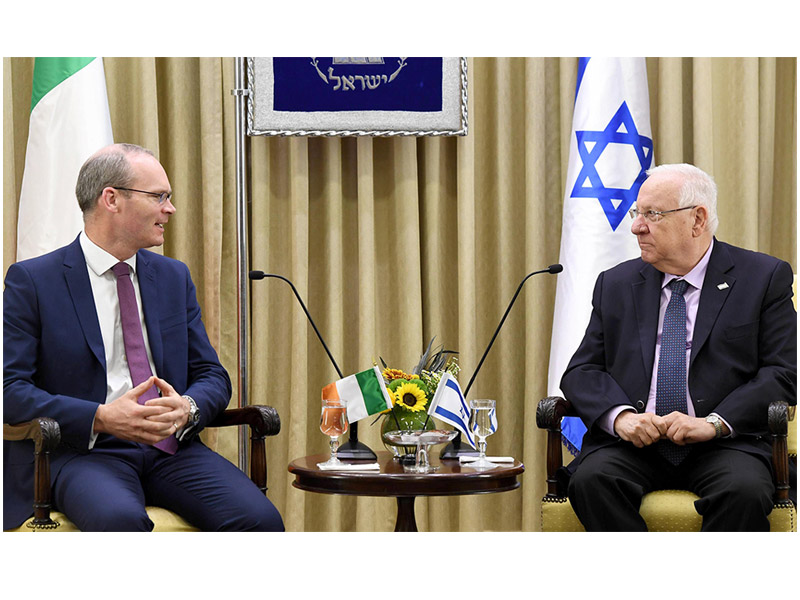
[
  {"x1": 114, "y1": 187, "x2": 172, "y2": 205},
  {"x1": 628, "y1": 204, "x2": 695, "y2": 223}
]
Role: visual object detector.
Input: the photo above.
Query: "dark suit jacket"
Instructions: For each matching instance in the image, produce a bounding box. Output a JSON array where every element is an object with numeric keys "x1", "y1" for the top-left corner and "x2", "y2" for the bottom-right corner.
[
  {"x1": 561, "y1": 239, "x2": 796, "y2": 468},
  {"x1": 3, "y1": 236, "x2": 232, "y2": 529}
]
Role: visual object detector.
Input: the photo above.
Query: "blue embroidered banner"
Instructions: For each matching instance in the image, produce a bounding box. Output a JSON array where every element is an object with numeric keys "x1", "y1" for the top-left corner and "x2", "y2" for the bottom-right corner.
[{"x1": 272, "y1": 57, "x2": 443, "y2": 112}]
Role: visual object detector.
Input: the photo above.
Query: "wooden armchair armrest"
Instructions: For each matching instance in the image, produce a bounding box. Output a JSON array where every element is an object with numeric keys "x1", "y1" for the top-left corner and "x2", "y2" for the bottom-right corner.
[
  {"x1": 536, "y1": 396, "x2": 575, "y2": 498},
  {"x1": 209, "y1": 405, "x2": 281, "y2": 437},
  {"x1": 3, "y1": 418, "x2": 61, "y2": 529},
  {"x1": 768, "y1": 401, "x2": 791, "y2": 503},
  {"x1": 207, "y1": 405, "x2": 281, "y2": 494}
]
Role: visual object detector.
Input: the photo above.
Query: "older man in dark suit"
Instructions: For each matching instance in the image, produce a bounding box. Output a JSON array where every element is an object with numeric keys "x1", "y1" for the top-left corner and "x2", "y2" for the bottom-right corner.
[
  {"x1": 562, "y1": 163, "x2": 796, "y2": 531},
  {"x1": 4, "y1": 143, "x2": 284, "y2": 531}
]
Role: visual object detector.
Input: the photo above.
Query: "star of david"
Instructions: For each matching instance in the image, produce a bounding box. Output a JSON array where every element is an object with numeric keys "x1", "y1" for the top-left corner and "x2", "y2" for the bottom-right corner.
[{"x1": 571, "y1": 101, "x2": 653, "y2": 231}]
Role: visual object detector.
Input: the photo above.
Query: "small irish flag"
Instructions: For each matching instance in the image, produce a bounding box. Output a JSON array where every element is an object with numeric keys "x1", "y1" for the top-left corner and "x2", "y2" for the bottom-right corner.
[{"x1": 322, "y1": 366, "x2": 393, "y2": 424}]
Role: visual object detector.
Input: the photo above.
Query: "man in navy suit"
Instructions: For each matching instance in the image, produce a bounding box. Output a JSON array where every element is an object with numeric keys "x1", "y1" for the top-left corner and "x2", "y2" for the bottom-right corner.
[
  {"x1": 562, "y1": 163, "x2": 796, "y2": 531},
  {"x1": 4, "y1": 143, "x2": 284, "y2": 531}
]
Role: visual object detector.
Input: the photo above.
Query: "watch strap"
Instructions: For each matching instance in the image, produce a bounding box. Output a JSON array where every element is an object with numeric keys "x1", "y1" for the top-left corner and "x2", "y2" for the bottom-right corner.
[{"x1": 706, "y1": 415, "x2": 723, "y2": 438}]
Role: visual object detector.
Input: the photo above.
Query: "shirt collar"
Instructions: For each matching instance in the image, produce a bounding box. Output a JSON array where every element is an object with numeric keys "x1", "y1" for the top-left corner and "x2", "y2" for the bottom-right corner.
[
  {"x1": 80, "y1": 231, "x2": 137, "y2": 277},
  {"x1": 661, "y1": 238, "x2": 714, "y2": 291}
]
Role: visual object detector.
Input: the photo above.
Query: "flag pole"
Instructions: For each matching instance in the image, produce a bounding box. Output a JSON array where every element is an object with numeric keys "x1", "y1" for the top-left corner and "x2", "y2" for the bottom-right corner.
[{"x1": 233, "y1": 57, "x2": 250, "y2": 473}]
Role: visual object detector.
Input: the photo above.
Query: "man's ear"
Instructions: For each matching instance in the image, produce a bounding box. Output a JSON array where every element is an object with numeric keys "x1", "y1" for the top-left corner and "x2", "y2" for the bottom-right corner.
[
  {"x1": 692, "y1": 205, "x2": 709, "y2": 237},
  {"x1": 97, "y1": 186, "x2": 122, "y2": 213}
]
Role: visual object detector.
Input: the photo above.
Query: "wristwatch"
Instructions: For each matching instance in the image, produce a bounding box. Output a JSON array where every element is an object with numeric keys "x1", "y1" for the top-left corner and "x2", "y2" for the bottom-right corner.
[
  {"x1": 705, "y1": 414, "x2": 723, "y2": 439},
  {"x1": 183, "y1": 395, "x2": 200, "y2": 429}
]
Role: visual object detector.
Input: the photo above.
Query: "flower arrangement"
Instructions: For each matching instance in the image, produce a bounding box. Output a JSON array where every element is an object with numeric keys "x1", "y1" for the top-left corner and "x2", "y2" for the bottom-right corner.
[{"x1": 375, "y1": 339, "x2": 459, "y2": 459}]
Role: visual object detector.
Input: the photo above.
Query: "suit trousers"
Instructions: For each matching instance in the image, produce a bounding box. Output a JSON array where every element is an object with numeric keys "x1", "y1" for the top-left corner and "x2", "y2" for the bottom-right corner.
[
  {"x1": 567, "y1": 441, "x2": 775, "y2": 531},
  {"x1": 52, "y1": 438, "x2": 284, "y2": 532}
]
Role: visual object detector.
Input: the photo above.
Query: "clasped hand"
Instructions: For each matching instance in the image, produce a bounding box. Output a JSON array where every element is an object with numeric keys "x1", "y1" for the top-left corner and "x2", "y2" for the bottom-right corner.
[
  {"x1": 94, "y1": 376, "x2": 190, "y2": 444},
  {"x1": 613, "y1": 411, "x2": 717, "y2": 448}
]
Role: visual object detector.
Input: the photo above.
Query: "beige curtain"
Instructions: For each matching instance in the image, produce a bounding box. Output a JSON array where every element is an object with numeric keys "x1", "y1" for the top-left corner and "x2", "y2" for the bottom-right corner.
[{"x1": 3, "y1": 57, "x2": 796, "y2": 531}]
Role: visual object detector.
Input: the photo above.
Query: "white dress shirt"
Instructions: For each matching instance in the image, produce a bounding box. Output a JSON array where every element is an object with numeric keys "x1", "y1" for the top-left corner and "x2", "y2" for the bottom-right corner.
[{"x1": 80, "y1": 232, "x2": 158, "y2": 446}]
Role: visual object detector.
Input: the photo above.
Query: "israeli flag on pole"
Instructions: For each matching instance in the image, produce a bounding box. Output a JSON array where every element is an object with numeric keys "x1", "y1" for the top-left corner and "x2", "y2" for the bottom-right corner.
[
  {"x1": 547, "y1": 58, "x2": 654, "y2": 455},
  {"x1": 428, "y1": 373, "x2": 476, "y2": 448}
]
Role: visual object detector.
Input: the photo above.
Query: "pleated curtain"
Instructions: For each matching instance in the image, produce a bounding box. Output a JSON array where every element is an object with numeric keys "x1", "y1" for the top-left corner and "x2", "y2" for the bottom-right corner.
[{"x1": 3, "y1": 57, "x2": 796, "y2": 531}]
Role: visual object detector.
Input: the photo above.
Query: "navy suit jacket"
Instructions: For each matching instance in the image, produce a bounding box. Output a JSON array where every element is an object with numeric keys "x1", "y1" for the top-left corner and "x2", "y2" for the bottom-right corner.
[
  {"x1": 3, "y1": 236, "x2": 232, "y2": 529},
  {"x1": 561, "y1": 239, "x2": 796, "y2": 468}
]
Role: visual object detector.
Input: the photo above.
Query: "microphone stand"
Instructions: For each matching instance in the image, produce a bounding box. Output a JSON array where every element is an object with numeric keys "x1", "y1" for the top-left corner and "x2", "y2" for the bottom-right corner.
[
  {"x1": 249, "y1": 271, "x2": 376, "y2": 460},
  {"x1": 440, "y1": 264, "x2": 563, "y2": 459}
]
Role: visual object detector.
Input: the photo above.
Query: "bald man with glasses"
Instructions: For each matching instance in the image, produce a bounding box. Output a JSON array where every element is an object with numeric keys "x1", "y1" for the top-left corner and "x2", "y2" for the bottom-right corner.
[
  {"x1": 561, "y1": 163, "x2": 796, "y2": 531},
  {"x1": 4, "y1": 143, "x2": 284, "y2": 531}
]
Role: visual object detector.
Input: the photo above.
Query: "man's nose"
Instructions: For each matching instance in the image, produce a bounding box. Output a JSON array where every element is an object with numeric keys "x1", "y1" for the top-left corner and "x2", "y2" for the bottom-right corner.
[
  {"x1": 163, "y1": 198, "x2": 176, "y2": 214},
  {"x1": 630, "y1": 215, "x2": 647, "y2": 235}
]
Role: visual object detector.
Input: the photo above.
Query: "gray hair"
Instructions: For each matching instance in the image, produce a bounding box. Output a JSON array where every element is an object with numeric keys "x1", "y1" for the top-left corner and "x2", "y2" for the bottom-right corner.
[
  {"x1": 75, "y1": 143, "x2": 155, "y2": 214},
  {"x1": 646, "y1": 163, "x2": 718, "y2": 235}
]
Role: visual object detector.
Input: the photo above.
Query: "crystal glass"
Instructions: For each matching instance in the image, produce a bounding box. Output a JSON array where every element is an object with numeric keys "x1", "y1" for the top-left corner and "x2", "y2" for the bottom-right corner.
[
  {"x1": 468, "y1": 399, "x2": 498, "y2": 469},
  {"x1": 316, "y1": 399, "x2": 349, "y2": 468},
  {"x1": 384, "y1": 429, "x2": 458, "y2": 473}
]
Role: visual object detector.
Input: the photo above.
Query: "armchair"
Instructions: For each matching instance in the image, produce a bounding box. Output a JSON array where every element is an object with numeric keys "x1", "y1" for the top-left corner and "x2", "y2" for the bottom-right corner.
[
  {"x1": 536, "y1": 396, "x2": 796, "y2": 531},
  {"x1": 4, "y1": 405, "x2": 281, "y2": 532}
]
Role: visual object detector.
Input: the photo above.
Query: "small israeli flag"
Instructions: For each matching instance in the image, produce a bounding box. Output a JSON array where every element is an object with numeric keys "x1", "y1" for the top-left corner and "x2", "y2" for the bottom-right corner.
[{"x1": 428, "y1": 373, "x2": 476, "y2": 448}]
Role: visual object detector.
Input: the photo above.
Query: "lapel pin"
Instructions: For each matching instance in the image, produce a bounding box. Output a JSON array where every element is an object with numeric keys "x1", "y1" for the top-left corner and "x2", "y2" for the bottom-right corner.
[{"x1": 717, "y1": 282, "x2": 729, "y2": 290}]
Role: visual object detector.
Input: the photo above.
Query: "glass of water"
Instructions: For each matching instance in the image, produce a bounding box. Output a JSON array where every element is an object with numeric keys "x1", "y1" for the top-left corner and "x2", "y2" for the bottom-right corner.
[{"x1": 468, "y1": 399, "x2": 498, "y2": 469}]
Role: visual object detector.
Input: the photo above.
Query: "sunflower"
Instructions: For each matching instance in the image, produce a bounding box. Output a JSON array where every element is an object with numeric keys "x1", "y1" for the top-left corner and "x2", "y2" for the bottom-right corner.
[
  {"x1": 383, "y1": 368, "x2": 410, "y2": 381},
  {"x1": 393, "y1": 382, "x2": 428, "y2": 412}
]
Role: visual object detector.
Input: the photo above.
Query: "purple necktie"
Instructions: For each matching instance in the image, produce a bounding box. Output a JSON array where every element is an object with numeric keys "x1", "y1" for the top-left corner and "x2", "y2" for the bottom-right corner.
[{"x1": 112, "y1": 262, "x2": 177, "y2": 454}]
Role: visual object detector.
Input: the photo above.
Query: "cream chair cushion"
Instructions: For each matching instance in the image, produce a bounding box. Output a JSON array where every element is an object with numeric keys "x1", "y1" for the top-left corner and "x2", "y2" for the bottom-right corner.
[
  {"x1": 542, "y1": 491, "x2": 796, "y2": 532},
  {"x1": 7, "y1": 507, "x2": 198, "y2": 532}
]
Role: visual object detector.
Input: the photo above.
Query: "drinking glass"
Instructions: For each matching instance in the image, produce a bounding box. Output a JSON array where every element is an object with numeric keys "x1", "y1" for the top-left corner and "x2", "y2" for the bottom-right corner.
[
  {"x1": 316, "y1": 399, "x2": 349, "y2": 468},
  {"x1": 468, "y1": 399, "x2": 498, "y2": 469}
]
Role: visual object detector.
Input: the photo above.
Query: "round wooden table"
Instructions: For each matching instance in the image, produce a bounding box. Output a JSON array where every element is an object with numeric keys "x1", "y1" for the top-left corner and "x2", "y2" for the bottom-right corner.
[{"x1": 288, "y1": 451, "x2": 524, "y2": 531}]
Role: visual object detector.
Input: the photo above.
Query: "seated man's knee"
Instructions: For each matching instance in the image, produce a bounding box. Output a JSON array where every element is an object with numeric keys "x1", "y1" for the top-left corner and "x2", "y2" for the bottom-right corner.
[
  {"x1": 217, "y1": 496, "x2": 284, "y2": 532},
  {"x1": 248, "y1": 503, "x2": 285, "y2": 532},
  {"x1": 568, "y1": 456, "x2": 620, "y2": 497},
  {"x1": 721, "y1": 471, "x2": 774, "y2": 508}
]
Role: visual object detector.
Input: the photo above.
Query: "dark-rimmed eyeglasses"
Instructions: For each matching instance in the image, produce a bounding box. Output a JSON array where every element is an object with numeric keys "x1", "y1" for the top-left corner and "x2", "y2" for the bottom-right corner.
[
  {"x1": 113, "y1": 187, "x2": 172, "y2": 205},
  {"x1": 628, "y1": 204, "x2": 695, "y2": 223}
]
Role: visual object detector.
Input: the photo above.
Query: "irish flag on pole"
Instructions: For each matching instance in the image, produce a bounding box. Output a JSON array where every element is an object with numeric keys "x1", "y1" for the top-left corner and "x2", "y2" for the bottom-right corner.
[
  {"x1": 322, "y1": 366, "x2": 394, "y2": 424},
  {"x1": 16, "y1": 57, "x2": 114, "y2": 261}
]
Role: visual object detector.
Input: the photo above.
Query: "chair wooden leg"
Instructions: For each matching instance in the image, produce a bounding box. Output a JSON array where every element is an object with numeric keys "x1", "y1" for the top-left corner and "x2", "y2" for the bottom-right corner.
[
  {"x1": 209, "y1": 405, "x2": 280, "y2": 495},
  {"x1": 537, "y1": 396, "x2": 573, "y2": 497},
  {"x1": 250, "y1": 433, "x2": 267, "y2": 494},
  {"x1": 29, "y1": 418, "x2": 61, "y2": 529},
  {"x1": 769, "y1": 401, "x2": 790, "y2": 503}
]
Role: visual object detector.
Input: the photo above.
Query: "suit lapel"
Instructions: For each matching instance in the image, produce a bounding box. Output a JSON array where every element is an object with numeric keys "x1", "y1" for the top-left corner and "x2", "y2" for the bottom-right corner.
[
  {"x1": 632, "y1": 262, "x2": 662, "y2": 381},
  {"x1": 691, "y1": 240, "x2": 734, "y2": 365},
  {"x1": 63, "y1": 237, "x2": 106, "y2": 370},
  {"x1": 137, "y1": 251, "x2": 164, "y2": 375}
]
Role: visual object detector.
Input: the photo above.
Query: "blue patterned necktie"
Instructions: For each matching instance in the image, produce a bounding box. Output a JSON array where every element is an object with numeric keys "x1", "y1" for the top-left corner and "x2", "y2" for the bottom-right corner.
[{"x1": 655, "y1": 278, "x2": 690, "y2": 464}]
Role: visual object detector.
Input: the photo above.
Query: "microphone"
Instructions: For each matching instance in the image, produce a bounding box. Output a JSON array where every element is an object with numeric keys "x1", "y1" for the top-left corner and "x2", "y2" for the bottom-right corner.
[
  {"x1": 441, "y1": 264, "x2": 563, "y2": 459},
  {"x1": 249, "y1": 271, "x2": 343, "y2": 379},
  {"x1": 249, "y1": 270, "x2": 375, "y2": 460},
  {"x1": 464, "y1": 264, "x2": 562, "y2": 396}
]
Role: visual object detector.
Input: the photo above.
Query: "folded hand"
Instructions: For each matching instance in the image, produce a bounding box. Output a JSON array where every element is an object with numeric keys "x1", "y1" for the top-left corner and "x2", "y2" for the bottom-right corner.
[
  {"x1": 613, "y1": 411, "x2": 668, "y2": 448},
  {"x1": 93, "y1": 376, "x2": 175, "y2": 444}
]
